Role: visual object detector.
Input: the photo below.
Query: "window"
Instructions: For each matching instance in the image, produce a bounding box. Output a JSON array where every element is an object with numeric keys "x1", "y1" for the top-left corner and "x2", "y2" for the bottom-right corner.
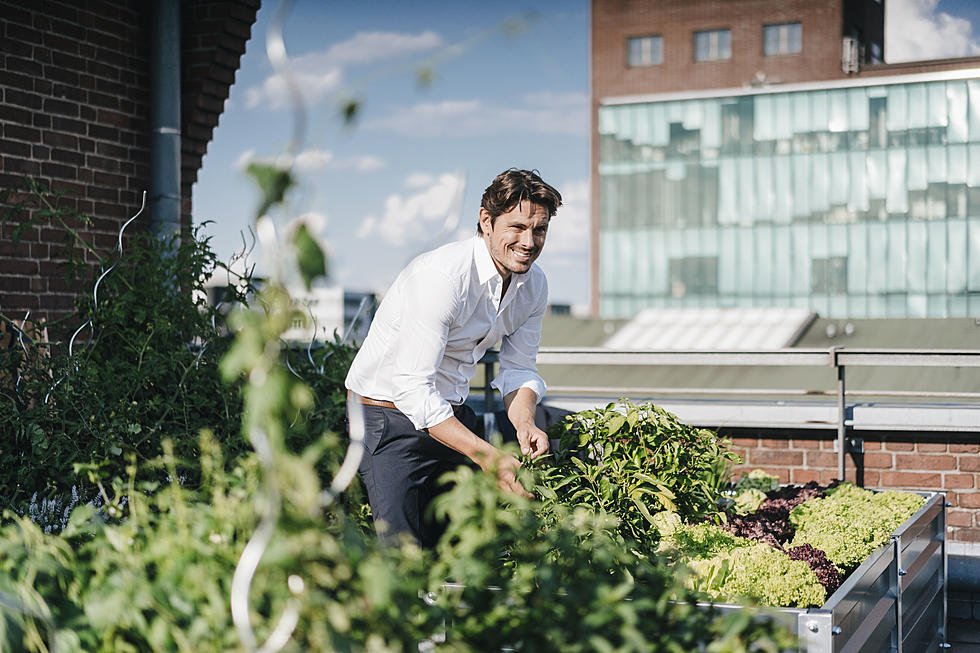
[
  {"x1": 869, "y1": 41, "x2": 882, "y2": 64},
  {"x1": 811, "y1": 257, "x2": 848, "y2": 294},
  {"x1": 763, "y1": 22, "x2": 802, "y2": 55},
  {"x1": 669, "y1": 257, "x2": 718, "y2": 296},
  {"x1": 627, "y1": 35, "x2": 663, "y2": 67},
  {"x1": 694, "y1": 29, "x2": 731, "y2": 61}
]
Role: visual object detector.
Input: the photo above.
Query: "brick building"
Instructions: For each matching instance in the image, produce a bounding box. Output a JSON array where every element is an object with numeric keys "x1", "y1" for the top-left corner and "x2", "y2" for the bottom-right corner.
[
  {"x1": 0, "y1": 0, "x2": 259, "y2": 331},
  {"x1": 587, "y1": 0, "x2": 980, "y2": 547}
]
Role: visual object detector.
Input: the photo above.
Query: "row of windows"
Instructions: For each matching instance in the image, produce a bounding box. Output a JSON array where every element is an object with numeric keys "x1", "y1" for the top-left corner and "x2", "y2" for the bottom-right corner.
[
  {"x1": 665, "y1": 256, "x2": 846, "y2": 297},
  {"x1": 627, "y1": 22, "x2": 801, "y2": 67},
  {"x1": 598, "y1": 219, "x2": 980, "y2": 318},
  {"x1": 599, "y1": 81, "x2": 980, "y2": 161}
]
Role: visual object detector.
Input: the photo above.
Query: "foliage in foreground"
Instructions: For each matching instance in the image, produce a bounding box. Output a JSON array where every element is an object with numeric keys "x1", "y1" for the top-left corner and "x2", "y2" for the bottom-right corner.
[
  {"x1": 533, "y1": 399, "x2": 738, "y2": 555},
  {"x1": 0, "y1": 436, "x2": 797, "y2": 653},
  {"x1": 0, "y1": 435, "x2": 438, "y2": 652},
  {"x1": 430, "y1": 465, "x2": 796, "y2": 653}
]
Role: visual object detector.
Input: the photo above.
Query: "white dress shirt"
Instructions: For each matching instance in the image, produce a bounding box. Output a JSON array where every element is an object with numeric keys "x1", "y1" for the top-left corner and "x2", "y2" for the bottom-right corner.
[{"x1": 345, "y1": 235, "x2": 548, "y2": 430}]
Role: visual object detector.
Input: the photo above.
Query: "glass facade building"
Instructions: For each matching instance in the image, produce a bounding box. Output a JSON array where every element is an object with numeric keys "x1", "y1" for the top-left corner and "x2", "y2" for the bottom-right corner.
[{"x1": 597, "y1": 70, "x2": 980, "y2": 318}]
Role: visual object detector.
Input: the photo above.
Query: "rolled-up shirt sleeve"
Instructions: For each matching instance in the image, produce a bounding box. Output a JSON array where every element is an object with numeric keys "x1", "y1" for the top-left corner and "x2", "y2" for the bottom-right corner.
[
  {"x1": 390, "y1": 265, "x2": 459, "y2": 430},
  {"x1": 491, "y1": 278, "x2": 547, "y2": 403}
]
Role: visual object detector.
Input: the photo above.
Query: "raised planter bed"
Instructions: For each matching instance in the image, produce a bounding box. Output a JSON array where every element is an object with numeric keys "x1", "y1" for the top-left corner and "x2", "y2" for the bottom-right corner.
[{"x1": 708, "y1": 491, "x2": 947, "y2": 653}]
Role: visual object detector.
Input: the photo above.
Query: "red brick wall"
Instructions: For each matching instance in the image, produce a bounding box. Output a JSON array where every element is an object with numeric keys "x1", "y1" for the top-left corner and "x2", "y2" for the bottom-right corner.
[
  {"x1": 0, "y1": 1, "x2": 151, "y2": 329},
  {"x1": 0, "y1": 0, "x2": 257, "y2": 332},
  {"x1": 728, "y1": 433, "x2": 980, "y2": 544},
  {"x1": 592, "y1": 0, "x2": 848, "y2": 102}
]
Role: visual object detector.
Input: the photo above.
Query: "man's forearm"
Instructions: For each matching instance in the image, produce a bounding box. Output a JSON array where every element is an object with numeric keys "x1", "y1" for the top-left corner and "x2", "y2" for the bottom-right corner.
[
  {"x1": 503, "y1": 386, "x2": 539, "y2": 430},
  {"x1": 426, "y1": 416, "x2": 498, "y2": 469}
]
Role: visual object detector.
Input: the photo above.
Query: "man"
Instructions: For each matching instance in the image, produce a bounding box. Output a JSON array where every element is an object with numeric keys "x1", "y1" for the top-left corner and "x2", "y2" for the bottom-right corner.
[{"x1": 345, "y1": 168, "x2": 562, "y2": 548}]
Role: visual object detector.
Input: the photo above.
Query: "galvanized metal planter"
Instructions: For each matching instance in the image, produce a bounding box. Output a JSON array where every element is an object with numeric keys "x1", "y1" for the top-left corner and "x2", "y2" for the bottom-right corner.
[{"x1": 710, "y1": 491, "x2": 947, "y2": 653}]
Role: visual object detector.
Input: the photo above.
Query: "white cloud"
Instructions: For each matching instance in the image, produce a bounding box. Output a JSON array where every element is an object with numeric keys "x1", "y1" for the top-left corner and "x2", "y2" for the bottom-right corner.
[
  {"x1": 355, "y1": 216, "x2": 377, "y2": 239},
  {"x1": 346, "y1": 155, "x2": 387, "y2": 172},
  {"x1": 294, "y1": 149, "x2": 335, "y2": 172},
  {"x1": 886, "y1": 0, "x2": 980, "y2": 62},
  {"x1": 537, "y1": 178, "x2": 589, "y2": 262},
  {"x1": 356, "y1": 172, "x2": 464, "y2": 246},
  {"x1": 233, "y1": 148, "x2": 386, "y2": 174},
  {"x1": 244, "y1": 68, "x2": 343, "y2": 110},
  {"x1": 243, "y1": 31, "x2": 443, "y2": 111},
  {"x1": 315, "y1": 30, "x2": 443, "y2": 67},
  {"x1": 362, "y1": 92, "x2": 589, "y2": 138}
]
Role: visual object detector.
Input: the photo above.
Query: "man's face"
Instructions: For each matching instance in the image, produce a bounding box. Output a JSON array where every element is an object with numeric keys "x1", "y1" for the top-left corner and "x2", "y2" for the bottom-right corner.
[{"x1": 479, "y1": 201, "x2": 550, "y2": 280}]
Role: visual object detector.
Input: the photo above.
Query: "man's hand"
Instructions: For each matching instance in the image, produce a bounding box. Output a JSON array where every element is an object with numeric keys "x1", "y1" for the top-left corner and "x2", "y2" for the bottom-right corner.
[
  {"x1": 489, "y1": 451, "x2": 533, "y2": 498},
  {"x1": 503, "y1": 387, "x2": 550, "y2": 459},
  {"x1": 425, "y1": 415, "x2": 533, "y2": 498},
  {"x1": 516, "y1": 424, "x2": 549, "y2": 458}
]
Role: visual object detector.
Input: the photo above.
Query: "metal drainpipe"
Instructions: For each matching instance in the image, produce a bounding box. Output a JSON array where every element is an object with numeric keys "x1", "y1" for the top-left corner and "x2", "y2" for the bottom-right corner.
[{"x1": 149, "y1": 0, "x2": 181, "y2": 243}]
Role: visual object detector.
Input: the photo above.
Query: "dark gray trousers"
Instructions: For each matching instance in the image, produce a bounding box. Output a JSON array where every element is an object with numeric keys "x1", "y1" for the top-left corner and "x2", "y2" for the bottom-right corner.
[{"x1": 356, "y1": 403, "x2": 478, "y2": 549}]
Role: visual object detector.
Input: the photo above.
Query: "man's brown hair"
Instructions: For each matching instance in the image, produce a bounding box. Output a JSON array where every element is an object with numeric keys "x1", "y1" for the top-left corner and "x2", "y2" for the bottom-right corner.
[{"x1": 477, "y1": 169, "x2": 562, "y2": 232}]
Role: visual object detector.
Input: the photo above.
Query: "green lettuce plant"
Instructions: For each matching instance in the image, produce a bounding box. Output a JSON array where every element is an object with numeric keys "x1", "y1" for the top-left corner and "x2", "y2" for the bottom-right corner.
[
  {"x1": 733, "y1": 469, "x2": 780, "y2": 493},
  {"x1": 692, "y1": 544, "x2": 827, "y2": 608},
  {"x1": 789, "y1": 482, "x2": 926, "y2": 572},
  {"x1": 655, "y1": 521, "x2": 825, "y2": 608}
]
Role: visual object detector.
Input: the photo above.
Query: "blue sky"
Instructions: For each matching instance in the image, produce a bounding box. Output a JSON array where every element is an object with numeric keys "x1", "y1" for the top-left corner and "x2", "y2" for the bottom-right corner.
[{"x1": 193, "y1": 0, "x2": 979, "y2": 310}]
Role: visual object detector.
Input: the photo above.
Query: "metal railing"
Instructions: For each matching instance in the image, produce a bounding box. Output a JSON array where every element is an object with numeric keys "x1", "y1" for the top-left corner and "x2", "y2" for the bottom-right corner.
[{"x1": 475, "y1": 348, "x2": 980, "y2": 482}]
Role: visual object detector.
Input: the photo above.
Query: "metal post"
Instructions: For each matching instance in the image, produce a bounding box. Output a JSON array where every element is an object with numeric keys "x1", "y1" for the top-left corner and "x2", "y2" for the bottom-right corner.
[
  {"x1": 483, "y1": 357, "x2": 496, "y2": 441},
  {"x1": 836, "y1": 352, "x2": 847, "y2": 482},
  {"x1": 941, "y1": 497, "x2": 949, "y2": 649},
  {"x1": 150, "y1": 0, "x2": 182, "y2": 244},
  {"x1": 895, "y1": 535, "x2": 906, "y2": 653}
]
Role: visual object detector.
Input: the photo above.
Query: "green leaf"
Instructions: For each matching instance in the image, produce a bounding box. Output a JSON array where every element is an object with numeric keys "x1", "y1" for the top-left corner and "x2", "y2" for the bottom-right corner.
[
  {"x1": 606, "y1": 414, "x2": 626, "y2": 436},
  {"x1": 245, "y1": 162, "x2": 294, "y2": 217},
  {"x1": 631, "y1": 497, "x2": 658, "y2": 526},
  {"x1": 292, "y1": 223, "x2": 327, "y2": 291},
  {"x1": 341, "y1": 98, "x2": 361, "y2": 125},
  {"x1": 626, "y1": 409, "x2": 640, "y2": 430}
]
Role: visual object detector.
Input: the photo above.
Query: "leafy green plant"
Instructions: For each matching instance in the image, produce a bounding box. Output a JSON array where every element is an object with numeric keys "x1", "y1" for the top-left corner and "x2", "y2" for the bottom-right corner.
[
  {"x1": 428, "y1": 464, "x2": 796, "y2": 653},
  {"x1": 732, "y1": 488, "x2": 767, "y2": 516},
  {"x1": 0, "y1": 179, "x2": 361, "y2": 532},
  {"x1": 655, "y1": 520, "x2": 752, "y2": 564},
  {"x1": 533, "y1": 399, "x2": 739, "y2": 553}
]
